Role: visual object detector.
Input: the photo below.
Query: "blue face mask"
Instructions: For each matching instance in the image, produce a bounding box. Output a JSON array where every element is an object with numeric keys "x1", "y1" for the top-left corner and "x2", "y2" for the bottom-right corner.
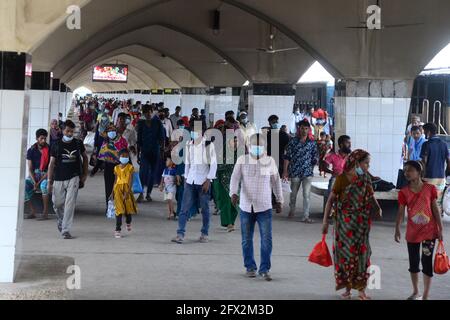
[
  {"x1": 356, "y1": 167, "x2": 364, "y2": 176},
  {"x1": 179, "y1": 126, "x2": 185, "y2": 130},
  {"x1": 250, "y1": 145, "x2": 265, "y2": 157},
  {"x1": 191, "y1": 131, "x2": 199, "y2": 140},
  {"x1": 119, "y1": 157, "x2": 129, "y2": 165},
  {"x1": 107, "y1": 131, "x2": 117, "y2": 140},
  {"x1": 62, "y1": 135, "x2": 73, "y2": 143},
  {"x1": 271, "y1": 123, "x2": 280, "y2": 129}
]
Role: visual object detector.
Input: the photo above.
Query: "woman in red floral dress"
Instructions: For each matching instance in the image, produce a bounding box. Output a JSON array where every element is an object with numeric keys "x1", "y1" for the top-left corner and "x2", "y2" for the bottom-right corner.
[{"x1": 322, "y1": 149, "x2": 382, "y2": 300}]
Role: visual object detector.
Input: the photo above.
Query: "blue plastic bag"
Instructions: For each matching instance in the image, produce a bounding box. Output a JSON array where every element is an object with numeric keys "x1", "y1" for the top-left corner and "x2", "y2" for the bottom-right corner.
[
  {"x1": 106, "y1": 200, "x2": 116, "y2": 219},
  {"x1": 132, "y1": 172, "x2": 143, "y2": 194}
]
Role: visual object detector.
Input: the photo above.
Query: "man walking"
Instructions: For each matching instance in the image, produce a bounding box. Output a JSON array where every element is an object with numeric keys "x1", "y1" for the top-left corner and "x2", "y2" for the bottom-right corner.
[
  {"x1": 47, "y1": 120, "x2": 88, "y2": 239},
  {"x1": 230, "y1": 133, "x2": 283, "y2": 281},
  {"x1": 172, "y1": 123, "x2": 217, "y2": 243},
  {"x1": 283, "y1": 120, "x2": 317, "y2": 223},
  {"x1": 420, "y1": 122, "x2": 450, "y2": 213}
]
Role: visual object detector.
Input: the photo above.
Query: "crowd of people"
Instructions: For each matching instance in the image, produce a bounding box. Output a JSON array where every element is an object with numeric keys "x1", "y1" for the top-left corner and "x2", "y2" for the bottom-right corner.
[{"x1": 23, "y1": 96, "x2": 447, "y2": 299}]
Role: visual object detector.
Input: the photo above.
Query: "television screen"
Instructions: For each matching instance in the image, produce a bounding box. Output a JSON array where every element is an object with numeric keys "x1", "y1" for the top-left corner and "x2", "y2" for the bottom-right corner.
[{"x1": 92, "y1": 64, "x2": 128, "y2": 83}]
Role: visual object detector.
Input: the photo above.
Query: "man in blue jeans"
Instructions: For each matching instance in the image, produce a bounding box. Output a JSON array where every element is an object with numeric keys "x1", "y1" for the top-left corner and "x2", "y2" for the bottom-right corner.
[
  {"x1": 172, "y1": 123, "x2": 217, "y2": 243},
  {"x1": 230, "y1": 134, "x2": 283, "y2": 281}
]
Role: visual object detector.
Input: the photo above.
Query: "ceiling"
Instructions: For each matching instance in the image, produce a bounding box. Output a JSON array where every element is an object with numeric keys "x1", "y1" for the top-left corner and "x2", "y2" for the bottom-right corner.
[{"x1": 26, "y1": 0, "x2": 450, "y2": 90}]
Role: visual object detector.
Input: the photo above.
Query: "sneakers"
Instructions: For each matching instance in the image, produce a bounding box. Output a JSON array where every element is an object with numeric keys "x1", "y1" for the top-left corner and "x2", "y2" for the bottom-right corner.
[
  {"x1": 171, "y1": 235, "x2": 184, "y2": 244},
  {"x1": 199, "y1": 235, "x2": 209, "y2": 243},
  {"x1": 62, "y1": 232, "x2": 73, "y2": 239},
  {"x1": 260, "y1": 272, "x2": 272, "y2": 281},
  {"x1": 126, "y1": 224, "x2": 132, "y2": 232},
  {"x1": 246, "y1": 270, "x2": 257, "y2": 278},
  {"x1": 114, "y1": 231, "x2": 122, "y2": 239}
]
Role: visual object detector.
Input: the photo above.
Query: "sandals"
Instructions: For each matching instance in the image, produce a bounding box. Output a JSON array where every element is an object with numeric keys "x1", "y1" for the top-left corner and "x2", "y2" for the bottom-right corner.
[
  {"x1": 126, "y1": 224, "x2": 132, "y2": 232},
  {"x1": 227, "y1": 225, "x2": 235, "y2": 233},
  {"x1": 358, "y1": 293, "x2": 372, "y2": 300},
  {"x1": 37, "y1": 215, "x2": 49, "y2": 221},
  {"x1": 341, "y1": 291, "x2": 352, "y2": 300},
  {"x1": 407, "y1": 293, "x2": 422, "y2": 300},
  {"x1": 114, "y1": 231, "x2": 122, "y2": 239},
  {"x1": 301, "y1": 218, "x2": 314, "y2": 224},
  {"x1": 25, "y1": 214, "x2": 36, "y2": 220}
]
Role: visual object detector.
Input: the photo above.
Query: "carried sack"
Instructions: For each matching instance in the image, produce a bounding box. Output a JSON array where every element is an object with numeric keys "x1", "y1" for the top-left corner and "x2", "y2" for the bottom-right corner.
[
  {"x1": 132, "y1": 172, "x2": 143, "y2": 194},
  {"x1": 83, "y1": 131, "x2": 95, "y2": 148},
  {"x1": 308, "y1": 234, "x2": 333, "y2": 267},
  {"x1": 442, "y1": 187, "x2": 450, "y2": 216},
  {"x1": 281, "y1": 180, "x2": 292, "y2": 193},
  {"x1": 106, "y1": 200, "x2": 116, "y2": 219},
  {"x1": 434, "y1": 241, "x2": 449, "y2": 275}
]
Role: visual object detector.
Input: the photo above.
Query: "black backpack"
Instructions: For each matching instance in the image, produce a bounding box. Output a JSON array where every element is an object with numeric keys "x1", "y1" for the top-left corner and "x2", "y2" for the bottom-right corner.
[{"x1": 372, "y1": 178, "x2": 395, "y2": 192}]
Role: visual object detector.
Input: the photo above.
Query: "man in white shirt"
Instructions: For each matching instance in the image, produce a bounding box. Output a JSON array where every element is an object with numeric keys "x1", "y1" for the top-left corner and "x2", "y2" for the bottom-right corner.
[
  {"x1": 230, "y1": 133, "x2": 283, "y2": 281},
  {"x1": 289, "y1": 105, "x2": 303, "y2": 136},
  {"x1": 172, "y1": 124, "x2": 217, "y2": 244},
  {"x1": 112, "y1": 103, "x2": 125, "y2": 126}
]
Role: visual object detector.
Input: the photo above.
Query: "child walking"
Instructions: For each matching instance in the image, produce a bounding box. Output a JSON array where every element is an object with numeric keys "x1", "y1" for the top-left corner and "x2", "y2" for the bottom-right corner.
[
  {"x1": 160, "y1": 158, "x2": 177, "y2": 220},
  {"x1": 395, "y1": 160, "x2": 444, "y2": 300},
  {"x1": 113, "y1": 149, "x2": 137, "y2": 238}
]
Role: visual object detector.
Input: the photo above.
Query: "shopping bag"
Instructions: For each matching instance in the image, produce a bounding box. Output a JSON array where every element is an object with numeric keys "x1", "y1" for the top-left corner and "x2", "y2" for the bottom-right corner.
[
  {"x1": 132, "y1": 172, "x2": 143, "y2": 194},
  {"x1": 281, "y1": 180, "x2": 292, "y2": 193},
  {"x1": 442, "y1": 187, "x2": 450, "y2": 216},
  {"x1": 308, "y1": 234, "x2": 332, "y2": 267},
  {"x1": 434, "y1": 241, "x2": 449, "y2": 275},
  {"x1": 106, "y1": 200, "x2": 116, "y2": 219}
]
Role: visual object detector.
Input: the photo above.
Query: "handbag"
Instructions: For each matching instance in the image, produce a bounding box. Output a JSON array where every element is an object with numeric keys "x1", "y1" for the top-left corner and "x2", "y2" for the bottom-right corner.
[
  {"x1": 106, "y1": 199, "x2": 116, "y2": 219},
  {"x1": 132, "y1": 172, "x2": 143, "y2": 194},
  {"x1": 434, "y1": 240, "x2": 449, "y2": 275},
  {"x1": 308, "y1": 234, "x2": 333, "y2": 267}
]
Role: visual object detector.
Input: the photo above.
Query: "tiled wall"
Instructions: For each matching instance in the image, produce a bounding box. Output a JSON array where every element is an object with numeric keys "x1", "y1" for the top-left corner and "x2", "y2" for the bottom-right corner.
[
  {"x1": 335, "y1": 96, "x2": 410, "y2": 183},
  {"x1": 28, "y1": 90, "x2": 51, "y2": 148},
  {"x1": 50, "y1": 91, "x2": 60, "y2": 122},
  {"x1": 251, "y1": 95, "x2": 295, "y2": 131},
  {"x1": 0, "y1": 90, "x2": 28, "y2": 282}
]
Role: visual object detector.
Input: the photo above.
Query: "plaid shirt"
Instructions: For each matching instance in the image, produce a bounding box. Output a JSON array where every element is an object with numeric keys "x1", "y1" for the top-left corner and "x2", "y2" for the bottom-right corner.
[
  {"x1": 230, "y1": 154, "x2": 283, "y2": 213},
  {"x1": 285, "y1": 137, "x2": 318, "y2": 178}
]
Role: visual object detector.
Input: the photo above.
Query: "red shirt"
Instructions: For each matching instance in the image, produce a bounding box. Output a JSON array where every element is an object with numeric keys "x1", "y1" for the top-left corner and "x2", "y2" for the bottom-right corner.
[
  {"x1": 324, "y1": 152, "x2": 346, "y2": 176},
  {"x1": 398, "y1": 183, "x2": 439, "y2": 243}
]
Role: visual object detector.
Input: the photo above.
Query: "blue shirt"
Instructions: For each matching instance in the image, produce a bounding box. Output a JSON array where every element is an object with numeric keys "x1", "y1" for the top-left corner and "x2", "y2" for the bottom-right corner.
[
  {"x1": 420, "y1": 136, "x2": 449, "y2": 179},
  {"x1": 408, "y1": 136, "x2": 426, "y2": 161},
  {"x1": 285, "y1": 137, "x2": 318, "y2": 178}
]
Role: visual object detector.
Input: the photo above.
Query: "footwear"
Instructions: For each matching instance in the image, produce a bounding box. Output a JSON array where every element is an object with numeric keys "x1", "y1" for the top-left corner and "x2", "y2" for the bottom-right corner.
[
  {"x1": 227, "y1": 225, "x2": 235, "y2": 232},
  {"x1": 260, "y1": 272, "x2": 272, "y2": 281},
  {"x1": 357, "y1": 292, "x2": 371, "y2": 300},
  {"x1": 287, "y1": 211, "x2": 295, "y2": 219},
  {"x1": 341, "y1": 291, "x2": 352, "y2": 300},
  {"x1": 301, "y1": 217, "x2": 314, "y2": 224},
  {"x1": 62, "y1": 232, "x2": 73, "y2": 239},
  {"x1": 199, "y1": 235, "x2": 209, "y2": 243},
  {"x1": 114, "y1": 231, "x2": 122, "y2": 239},
  {"x1": 126, "y1": 224, "x2": 132, "y2": 232},
  {"x1": 25, "y1": 214, "x2": 36, "y2": 220},
  {"x1": 37, "y1": 214, "x2": 49, "y2": 221},
  {"x1": 246, "y1": 270, "x2": 257, "y2": 278},
  {"x1": 407, "y1": 293, "x2": 422, "y2": 300},
  {"x1": 136, "y1": 194, "x2": 144, "y2": 203},
  {"x1": 146, "y1": 194, "x2": 152, "y2": 202},
  {"x1": 171, "y1": 235, "x2": 184, "y2": 244}
]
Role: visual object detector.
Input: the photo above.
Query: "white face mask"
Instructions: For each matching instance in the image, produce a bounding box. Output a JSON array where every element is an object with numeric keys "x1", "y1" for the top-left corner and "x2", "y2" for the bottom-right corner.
[{"x1": 62, "y1": 135, "x2": 73, "y2": 143}]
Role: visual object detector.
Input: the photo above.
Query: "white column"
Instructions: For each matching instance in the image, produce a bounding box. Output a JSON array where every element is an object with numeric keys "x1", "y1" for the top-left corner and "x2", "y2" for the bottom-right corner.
[
  {"x1": 334, "y1": 79, "x2": 413, "y2": 184},
  {"x1": 0, "y1": 51, "x2": 31, "y2": 283},
  {"x1": 28, "y1": 90, "x2": 51, "y2": 148}
]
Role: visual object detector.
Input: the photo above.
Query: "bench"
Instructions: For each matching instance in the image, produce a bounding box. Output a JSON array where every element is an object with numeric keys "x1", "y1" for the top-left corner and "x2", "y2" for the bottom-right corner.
[{"x1": 311, "y1": 181, "x2": 399, "y2": 212}]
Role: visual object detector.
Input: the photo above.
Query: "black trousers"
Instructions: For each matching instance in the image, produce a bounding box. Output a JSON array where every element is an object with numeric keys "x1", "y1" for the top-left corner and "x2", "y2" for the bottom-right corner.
[
  {"x1": 116, "y1": 214, "x2": 132, "y2": 231},
  {"x1": 104, "y1": 162, "x2": 116, "y2": 207},
  {"x1": 407, "y1": 240, "x2": 436, "y2": 277}
]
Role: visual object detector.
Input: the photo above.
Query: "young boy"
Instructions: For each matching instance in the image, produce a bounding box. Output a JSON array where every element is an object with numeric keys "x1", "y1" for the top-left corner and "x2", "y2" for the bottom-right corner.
[{"x1": 160, "y1": 158, "x2": 177, "y2": 220}]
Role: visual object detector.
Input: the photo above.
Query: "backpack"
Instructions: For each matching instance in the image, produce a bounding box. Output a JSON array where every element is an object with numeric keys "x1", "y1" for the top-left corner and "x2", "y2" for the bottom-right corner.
[{"x1": 372, "y1": 178, "x2": 395, "y2": 192}]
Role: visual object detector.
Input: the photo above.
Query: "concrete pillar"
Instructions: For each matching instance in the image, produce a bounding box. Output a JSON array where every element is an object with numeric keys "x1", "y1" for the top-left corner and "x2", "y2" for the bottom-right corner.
[
  {"x1": 205, "y1": 87, "x2": 237, "y2": 127},
  {"x1": 181, "y1": 88, "x2": 207, "y2": 115},
  {"x1": 0, "y1": 51, "x2": 32, "y2": 283},
  {"x1": 29, "y1": 72, "x2": 52, "y2": 148},
  {"x1": 248, "y1": 83, "x2": 296, "y2": 131},
  {"x1": 50, "y1": 78, "x2": 60, "y2": 122},
  {"x1": 334, "y1": 79, "x2": 413, "y2": 184},
  {"x1": 59, "y1": 83, "x2": 68, "y2": 120}
]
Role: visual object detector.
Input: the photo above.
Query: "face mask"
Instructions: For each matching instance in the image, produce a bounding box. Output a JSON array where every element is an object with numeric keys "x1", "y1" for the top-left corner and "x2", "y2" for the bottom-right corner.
[
  {"x1": 107, "y1": 131, "x2": 117, "y2": 140},
  {"x1": 356, "y1": 167, "x2": 364, "y2": 176},
  {"x1": 271, "y1": 123, "x2": 280, "y2": 129},
  {"x1": 62, "y1": 135, "x2": 73, "y2": 143},
  {"x1": 191, "y1": 131, "x2": 199, "y2": 140},
  {"x1": 241, "y1": 118, "x2": 248, "y2": 125},
  {"x1": 125, "y1": 119, "x2": 131, "y2": 125},
  {"x1": 119, "y1": 157, "x2": 129, "y2": 165},
  {"x1": 179, "y1": 126, "x2": 185, "y2": 130},
  {"x1": 295, "y1": 111, "x2": 300, "y2": 115},
  {"x1": 250, "y1": 145, "x2": 265, "y2": 157}
]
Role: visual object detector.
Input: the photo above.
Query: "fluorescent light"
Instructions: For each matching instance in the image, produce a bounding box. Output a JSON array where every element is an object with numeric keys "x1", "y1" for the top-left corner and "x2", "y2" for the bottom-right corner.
[{"x1": 243, "y1": 80, "x2": 250, "y2": 86}]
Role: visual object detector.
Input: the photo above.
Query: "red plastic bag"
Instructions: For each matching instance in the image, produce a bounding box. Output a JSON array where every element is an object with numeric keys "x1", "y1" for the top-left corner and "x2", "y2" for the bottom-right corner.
[
  {"x1": 308, "y1": 234, "x2": 332, "y2": 267},
  {"x1": 434, "y1": 241, "x2": 449, "y2": 275}
]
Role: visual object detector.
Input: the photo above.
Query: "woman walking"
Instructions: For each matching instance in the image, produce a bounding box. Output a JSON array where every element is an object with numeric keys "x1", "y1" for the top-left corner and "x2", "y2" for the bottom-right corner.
[{"x1": 322, "y1": 149, "x2": 382, "y2": 300}]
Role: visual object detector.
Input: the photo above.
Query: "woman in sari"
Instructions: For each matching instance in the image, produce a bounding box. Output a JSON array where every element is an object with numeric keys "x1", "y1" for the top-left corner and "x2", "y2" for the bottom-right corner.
[
  {"x1": 322, "y1": 149, "x2": 382, "y2": 300},
  {"x1": 213, "y1": 113, "x2": 241, "y2": 232}
]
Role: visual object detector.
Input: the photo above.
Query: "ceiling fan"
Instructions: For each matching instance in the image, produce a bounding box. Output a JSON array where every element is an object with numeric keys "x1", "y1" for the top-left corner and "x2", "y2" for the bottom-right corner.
[
  {"x1": 346, "y1": 0, "x2": 424, "y2": 30},
  {"x1": 225, "y1": 25, "x2": 300, "y2": 54}
]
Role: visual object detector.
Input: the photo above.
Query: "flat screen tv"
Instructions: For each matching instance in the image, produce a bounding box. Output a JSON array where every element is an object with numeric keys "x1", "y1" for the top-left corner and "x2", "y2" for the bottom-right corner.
[{"x1": 92, "y1": 64, "x2": 128, "y2": 83}]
